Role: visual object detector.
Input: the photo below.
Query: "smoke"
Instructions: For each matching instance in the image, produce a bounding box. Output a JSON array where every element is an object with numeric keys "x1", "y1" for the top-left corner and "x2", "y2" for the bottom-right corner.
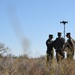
[{"x1": 7, "y1": 5, "x2": 30, "y2": 56}]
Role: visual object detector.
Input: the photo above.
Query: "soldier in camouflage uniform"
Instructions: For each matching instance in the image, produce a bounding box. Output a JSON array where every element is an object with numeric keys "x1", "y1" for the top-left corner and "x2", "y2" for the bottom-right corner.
[
  {"x1": 65, "y1": 33, "x2": 74, "y2": 60},
  {"x1": 53, "y1": 32, "x2": 65, "y2": 62},
  {"x1": 46, "y1": 34, "x2": 54, "y2": 62}
]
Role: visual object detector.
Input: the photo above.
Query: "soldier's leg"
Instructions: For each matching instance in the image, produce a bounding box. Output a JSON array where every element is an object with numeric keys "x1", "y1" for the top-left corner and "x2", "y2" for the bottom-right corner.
[
  {"x1": 67, "y1": 53, "x2": 73, "y2": 60},
  {"x1": 71, "y1": 49, "x2": 74, "y2": 60},
  {"x1": 49, "y1": 53, "x2": 53, "y2": 64},
  {"x1": 67, "y1": 53, "x2": 69, "y2": 59},
  {"x1": 51, "y1": 53, "x2": 53, "y2": 60},
  {"x1": 61, "y1": 51, "x2": 65, "y2": 59},
  {"x1": 67, "y1": 47, "x2": 74, "y2": 60},
  {"x1": 56, "y1": 52, "x2": 63, "y2": 62},
  {"x1": 47, "y1": 53, "x2": 50, "y2": 62},
  {"x1": 63, "y1": 53, "x2": 65, "y2": 59},
  {"x1": 71, "y1": 54, "x2": 74, "y2": 60},
  {"x1": 56, "y1": 52, "x2": 59, "y2": 62},
  {"x1": 51, "y1": 50, "x2": 54, "y2": 59},
  {"x1": 46, "y1": 50, "x2": 49, "y2": 62}
]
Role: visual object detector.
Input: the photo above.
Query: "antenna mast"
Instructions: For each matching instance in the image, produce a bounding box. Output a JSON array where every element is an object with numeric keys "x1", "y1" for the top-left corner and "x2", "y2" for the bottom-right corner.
[{"x1": 60, "y1": 20, "x2": 68, "y2": 41}]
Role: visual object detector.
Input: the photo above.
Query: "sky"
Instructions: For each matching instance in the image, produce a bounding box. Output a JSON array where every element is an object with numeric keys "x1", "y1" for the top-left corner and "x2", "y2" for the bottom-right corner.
[{"x1": 0, "y1": 0, "x2": 75, "y2": 57}]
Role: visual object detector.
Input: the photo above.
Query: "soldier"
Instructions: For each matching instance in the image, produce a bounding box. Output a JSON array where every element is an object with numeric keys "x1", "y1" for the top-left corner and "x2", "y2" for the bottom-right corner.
[
  {"x1": 54, "y1": 32, "x2": 65, "y2": 62},
  {"x1": 65, "y1": 33, "x2": 74, "y2": 60},
  {"x1": 46, "y1": 34, "x2": 54, "y2": 62}
]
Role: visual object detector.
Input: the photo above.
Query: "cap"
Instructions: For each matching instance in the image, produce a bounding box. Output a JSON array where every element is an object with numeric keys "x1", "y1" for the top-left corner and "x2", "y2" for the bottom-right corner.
[
  {"x1": 58, "y1": 32, "x2": 62, "y2": 35},
  {"x1": 66, "y1": 33, "x2": 70, "y2": 36},
  {"x1": 49, "y1": 34, "x2": 53, "y2": 38}
]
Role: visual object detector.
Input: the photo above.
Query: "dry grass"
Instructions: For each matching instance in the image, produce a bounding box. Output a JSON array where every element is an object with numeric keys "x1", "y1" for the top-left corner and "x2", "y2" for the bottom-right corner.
[{"x1": 0, "y1": 55, "x2": 75, "y2": 75}]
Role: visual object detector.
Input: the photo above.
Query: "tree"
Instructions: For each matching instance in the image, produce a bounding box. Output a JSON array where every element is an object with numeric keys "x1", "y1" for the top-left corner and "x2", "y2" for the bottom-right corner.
[{"x1": 0, "y1": 43, "x2": 10, "y2": 56}]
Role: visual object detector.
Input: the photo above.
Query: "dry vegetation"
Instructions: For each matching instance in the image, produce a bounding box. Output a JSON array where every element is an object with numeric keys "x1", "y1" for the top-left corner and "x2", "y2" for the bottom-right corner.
[{"x1": 0, "y1": 55, "x2": 75, "y2": 75}]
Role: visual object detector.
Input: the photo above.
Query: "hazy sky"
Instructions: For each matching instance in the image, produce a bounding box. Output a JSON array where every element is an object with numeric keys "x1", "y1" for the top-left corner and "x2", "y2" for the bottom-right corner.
[{"x1": 0, "y1": 0, "x2": 75, "y2": 57}]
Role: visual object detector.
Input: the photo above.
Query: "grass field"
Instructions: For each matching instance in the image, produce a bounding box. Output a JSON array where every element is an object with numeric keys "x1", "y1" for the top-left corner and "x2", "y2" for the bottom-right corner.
[{"x1": 0, "y1": 55, "x2": 75, "y2": 75}]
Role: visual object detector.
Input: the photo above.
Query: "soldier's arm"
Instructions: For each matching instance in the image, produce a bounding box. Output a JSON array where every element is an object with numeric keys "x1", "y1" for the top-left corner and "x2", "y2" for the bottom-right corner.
[
  {"x1": 46, "y1": 40, "x2": 48, "y2": 46},
  {"x1": 46, "y1": 40, "x2": 50, "y2": 47},
  {"x1": 52, "y1": 40, "x2": 57, "y2": 49}
]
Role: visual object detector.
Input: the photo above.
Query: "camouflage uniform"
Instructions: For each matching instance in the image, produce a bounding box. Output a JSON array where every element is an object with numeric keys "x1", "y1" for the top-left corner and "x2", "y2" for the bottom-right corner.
[
  {"x1": 65, "y1": 33, "x2": 74, "y2": 60},
  {"x1": 46, "y1": 35, "x2": 54, "y2": 62},
  {"x1": 54, "y1": 32, "x2": 65, "y2": 62}
]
